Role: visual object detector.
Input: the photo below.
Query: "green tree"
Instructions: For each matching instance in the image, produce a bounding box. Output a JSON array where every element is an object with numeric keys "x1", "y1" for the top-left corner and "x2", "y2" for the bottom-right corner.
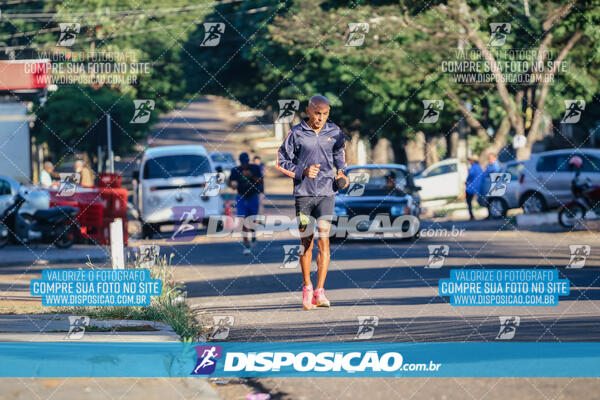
[
  {"x1": 31, "y1": 85, "x2": 148, "y2": 162},
  {"x1": 1, "y1": 0, "x2": 212, "y2": 159},
  {"x1": 401, "y1": 0, "x2": 600, "y2": 159}
]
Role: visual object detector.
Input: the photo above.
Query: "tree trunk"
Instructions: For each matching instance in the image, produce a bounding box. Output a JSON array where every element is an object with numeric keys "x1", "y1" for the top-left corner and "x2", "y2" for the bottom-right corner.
[
  {"x1": 516, "y1": 142, "x2": 533, "y2": 160},
  {"x1": 345, "y1": 130, "x2": 360, "y2": 166},
  {"x1": 479, "y1": 116, "x2": 510, "y2": 164},
  {"x1": 405, "y1": 131, "x2": 425, "y2": 164},
  {"x1": 425, "y1": 136, "x2": 440, "y2": 167},
  {"x1": 372, "y1": 137, "x2": 394, "y2": 164},
  {"x1": 447, "y1": 130, "x2": 459, "y2": 158}
]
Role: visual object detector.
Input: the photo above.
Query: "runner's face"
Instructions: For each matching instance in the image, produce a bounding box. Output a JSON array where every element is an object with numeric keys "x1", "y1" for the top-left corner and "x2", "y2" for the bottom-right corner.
[{"x1": 306, "y1": 103, "x2": 330, "y2": 130}]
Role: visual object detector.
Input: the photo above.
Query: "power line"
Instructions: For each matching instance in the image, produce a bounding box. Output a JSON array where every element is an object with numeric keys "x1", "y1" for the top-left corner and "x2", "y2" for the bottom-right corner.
[{"x1": 0, "y1": 3, "x2": 273, "y2": 51}]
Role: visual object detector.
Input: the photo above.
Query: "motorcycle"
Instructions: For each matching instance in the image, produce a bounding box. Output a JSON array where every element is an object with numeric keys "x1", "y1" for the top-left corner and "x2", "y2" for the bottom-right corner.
[
  {"x1": 558, "y1": 177, "x2": 600, "y2": 228},
  {"x1": 0, "y1": 191, "x2": 79, "y2": 249}
]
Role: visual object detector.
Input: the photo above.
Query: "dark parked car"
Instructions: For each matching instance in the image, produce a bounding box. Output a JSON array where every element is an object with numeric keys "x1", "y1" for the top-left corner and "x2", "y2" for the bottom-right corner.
[{"x1": 332, "y1": 164, "x2": 421, "y2": 241}]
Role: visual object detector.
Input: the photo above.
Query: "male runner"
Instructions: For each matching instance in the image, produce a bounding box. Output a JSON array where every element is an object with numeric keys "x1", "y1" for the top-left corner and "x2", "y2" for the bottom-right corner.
[
  {"x1": 228, "y1": 152, "x2": 263, "y2": 255},
  {"x1": 276, "y1": 95, "x2": 349, "y2": 310}
]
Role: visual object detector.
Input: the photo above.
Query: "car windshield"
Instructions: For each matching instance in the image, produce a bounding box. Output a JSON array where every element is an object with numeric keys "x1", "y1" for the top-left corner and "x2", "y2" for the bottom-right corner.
[
  {"x1": 339, "y1": 168, "x2": 411, "y2": 196},
  {"x1": 210, "y1": 153, "x2": 235, "y2": 163},
  {"x1": 422, "y1": 163, "x2": 456, "y2": 178},
  {"x1": 143, "y1": 155, "x2": 212, "y2": 179}
]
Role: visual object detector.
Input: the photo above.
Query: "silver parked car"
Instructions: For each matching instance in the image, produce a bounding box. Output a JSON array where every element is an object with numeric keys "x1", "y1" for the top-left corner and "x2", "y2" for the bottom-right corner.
[
  {"x1": 209, "y1": 152, "x2": 236, "y2": 178},
  {"x1": 479, "y1": 160, "x2": 524, "y2": 218},
  {"x1": 517, "y1": 149, "x2": 600, "y2": 214}
]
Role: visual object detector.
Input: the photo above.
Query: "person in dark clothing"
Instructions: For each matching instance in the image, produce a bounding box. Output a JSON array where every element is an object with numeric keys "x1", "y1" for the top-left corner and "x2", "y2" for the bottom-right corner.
[
  {"x1": 228, "y1": 152, "x2": 263, "y2": 255},
  {"x1": 465, "y1": 155, "x2": 484, "y2": 220}
]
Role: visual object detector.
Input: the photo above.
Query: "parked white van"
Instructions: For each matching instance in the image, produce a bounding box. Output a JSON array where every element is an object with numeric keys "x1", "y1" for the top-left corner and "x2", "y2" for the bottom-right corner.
[
  {"x1": 414, "y1": 158, "x2": 468, "y2": 201},
  {"x1": 133, "y1": 145, "x2": 224, "y2": 238}
]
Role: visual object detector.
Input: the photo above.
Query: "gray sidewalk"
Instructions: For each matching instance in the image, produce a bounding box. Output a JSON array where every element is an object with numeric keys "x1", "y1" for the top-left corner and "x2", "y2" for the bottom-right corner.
[
  {"x1": 0, "y1": 314, "x2": 221, "y2": 400},
  {"x1": 0, "y1": 314, "x2": 179, "y2": 342}
]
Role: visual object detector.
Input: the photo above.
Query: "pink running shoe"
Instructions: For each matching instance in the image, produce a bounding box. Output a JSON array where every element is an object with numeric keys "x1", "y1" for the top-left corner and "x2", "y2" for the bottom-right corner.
[
  {"x1": 302, "y1": 285, "x2": 316, "y2": 310},
  {"x1": 312, "y1": 288, "x2": 330, "y2": 307}
]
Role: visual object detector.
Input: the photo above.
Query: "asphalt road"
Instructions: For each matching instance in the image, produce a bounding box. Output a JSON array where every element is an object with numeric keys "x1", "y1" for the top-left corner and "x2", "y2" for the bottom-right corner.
[
  {"x1": 147, "y1": 219, "x2": 600, "y2": 343},
  {"x1": 137, "y1": 211, "x2": 600, "y2": 400}
]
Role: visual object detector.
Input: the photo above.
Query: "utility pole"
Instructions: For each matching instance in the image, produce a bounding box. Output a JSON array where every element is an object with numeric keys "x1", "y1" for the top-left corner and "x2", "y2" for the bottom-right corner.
[{"x1": 106, "y1": 113, "x2": 114, "y2": 173}]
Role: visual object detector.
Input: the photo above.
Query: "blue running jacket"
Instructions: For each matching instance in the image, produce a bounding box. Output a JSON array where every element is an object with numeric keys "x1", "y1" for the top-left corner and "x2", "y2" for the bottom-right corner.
[{"x1": 276, "y1": 119, "x2": 346, "y2": 197}]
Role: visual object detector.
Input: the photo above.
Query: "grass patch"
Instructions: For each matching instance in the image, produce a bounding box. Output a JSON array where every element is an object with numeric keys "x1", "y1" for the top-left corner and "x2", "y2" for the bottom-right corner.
[{"x1": 64, "y1": 253, "x2": 202, "y2": 341}]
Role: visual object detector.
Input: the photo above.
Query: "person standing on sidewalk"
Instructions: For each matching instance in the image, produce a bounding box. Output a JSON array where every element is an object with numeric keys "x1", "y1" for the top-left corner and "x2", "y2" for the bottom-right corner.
[
  {"x1": 275, "y1": 95, "x2": 349, "y2": 310},
  {"x1": 480, "y1": 152, "x2": 501, "y2": 218},
  {"x1": 40, "y1": 160, "x2": 56, "y2": 188},
  {"x1": 74, "y1": 159, "x2": 95, "y2": 187},
  {"x1": 228, "y1": 152, "x2": 263, "y2": 255},
  {"x1": 465, "y1": 155, "x2": 483, "y2": 220}
]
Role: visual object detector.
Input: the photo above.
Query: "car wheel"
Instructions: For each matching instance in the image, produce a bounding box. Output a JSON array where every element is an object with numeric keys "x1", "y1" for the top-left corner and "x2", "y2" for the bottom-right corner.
[
  {"x1": 559, "y1": 204, "x2": 585, "y2": 228},
  {"x1": 0, "y1": 222, "x2": 10, "y2": 248},
  {"x1": 54, "y1": 225, "x2": 76, "y2": 249},
  {"x1": 142, "y1": 223, "x2": 156, "y2": 239},
  {"x1": 522, "y1": 193, "x2": 545, "y2": 214},
  {"x1": 488, "y1": 198, "x2": 508, "y2": 218}
]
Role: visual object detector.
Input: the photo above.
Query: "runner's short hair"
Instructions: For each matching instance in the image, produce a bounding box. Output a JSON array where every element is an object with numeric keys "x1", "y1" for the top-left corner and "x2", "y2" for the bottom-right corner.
[{"x1": 308, "y1": 95, "x2": 329, "y2": 108}]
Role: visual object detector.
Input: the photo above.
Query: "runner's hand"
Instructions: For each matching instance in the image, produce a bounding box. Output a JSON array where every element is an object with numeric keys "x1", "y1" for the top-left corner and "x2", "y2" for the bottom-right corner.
[
  {"x1": 303, "y1": 164, "x2": 320, "y2": 178},
  {"x1": 336, "y1": 169, "x2": 349, "y2": 189}
]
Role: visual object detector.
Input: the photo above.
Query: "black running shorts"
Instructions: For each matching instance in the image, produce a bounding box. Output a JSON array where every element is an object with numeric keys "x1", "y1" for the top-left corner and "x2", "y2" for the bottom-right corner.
[{"x1": 295, "y1": 196, "x2": 335, "y2": 229}]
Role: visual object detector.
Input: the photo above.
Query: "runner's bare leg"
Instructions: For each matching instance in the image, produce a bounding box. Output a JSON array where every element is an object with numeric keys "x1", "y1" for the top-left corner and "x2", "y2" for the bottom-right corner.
[
  {"x1": 299, "y1": 229, "x2": 314, "y2": 287},
  {"x1": 315, "y1": 219, "x2": 331, "y2": 290}
]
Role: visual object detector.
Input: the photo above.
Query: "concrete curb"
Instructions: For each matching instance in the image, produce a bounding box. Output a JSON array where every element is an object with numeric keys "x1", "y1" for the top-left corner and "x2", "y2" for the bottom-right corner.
[
  {"x1": 516, "y1": 211, "x2": 599, "y2": 230},
  {"x1": 0, "y1": 256, "x2": 109, "y2": 268},
  {"x1": 516, "y1": 212, "x2": 558, "y2": 227}
]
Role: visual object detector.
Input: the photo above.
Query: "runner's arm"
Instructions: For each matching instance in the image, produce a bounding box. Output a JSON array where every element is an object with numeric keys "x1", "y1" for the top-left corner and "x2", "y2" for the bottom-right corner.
[{"x1": 276, "y1": 131, "x2": 303, "y2": 179}]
